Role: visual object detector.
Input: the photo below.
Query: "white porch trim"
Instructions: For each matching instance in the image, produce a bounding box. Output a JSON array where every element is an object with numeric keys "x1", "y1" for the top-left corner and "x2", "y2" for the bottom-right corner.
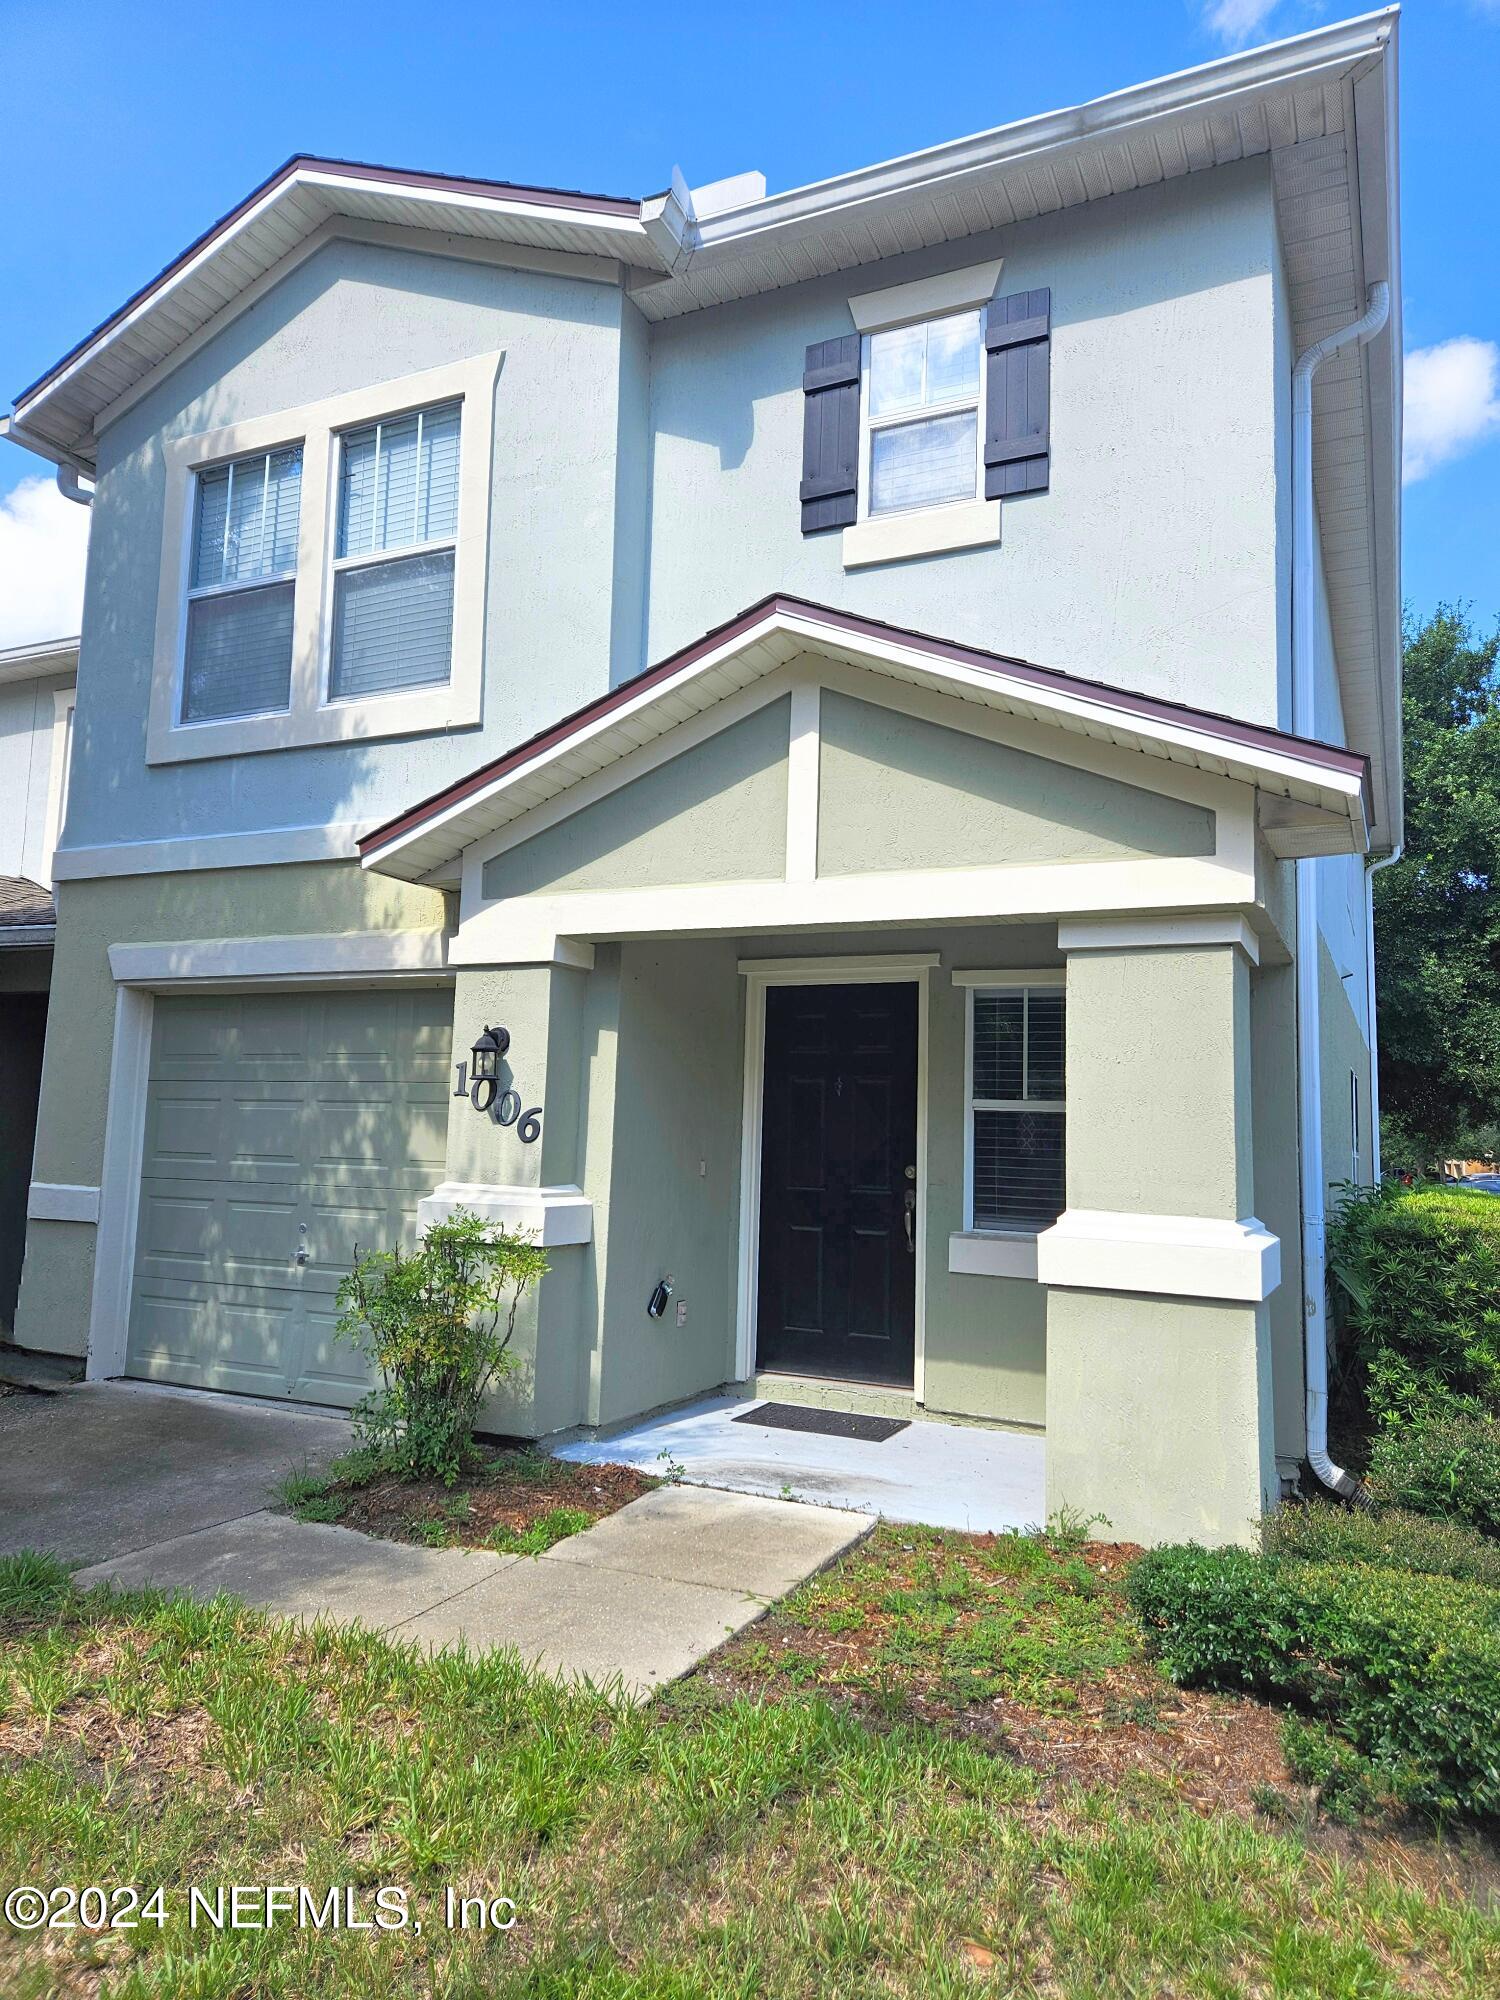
[
  {"x1": 86, "y1": 985, "x2": 154, "y2": 1381},
  {"x1": 1035, "y1": 1209, "x2": 1281, "y2": 1303},
  {"x1": 418, "y1": 1181, "x2": 593, "y2": 1245},
  {"x1": 108, "y1": 929, "x2": 451, "y2": 988},
  {"x1": 27, "y1": 1182, "x2": 101, "y2": 1225},
  {"x1": 1056, "y1": 913, "x2": 1262, "y2": 964}
]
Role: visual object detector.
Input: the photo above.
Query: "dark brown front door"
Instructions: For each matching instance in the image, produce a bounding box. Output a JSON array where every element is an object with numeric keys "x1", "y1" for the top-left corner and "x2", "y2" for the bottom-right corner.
[{"x1": 756, "y1": 982, "x2": 918, "y2": 1385}]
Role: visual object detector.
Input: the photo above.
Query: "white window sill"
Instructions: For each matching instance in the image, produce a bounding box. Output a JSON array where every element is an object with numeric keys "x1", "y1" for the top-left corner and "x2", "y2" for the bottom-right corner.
[
  {"x1": 948, "y1": 1229, "x2": 1039, "y2": 1281},
  {"x1": 147, "y1": 679, "x2": 477, "y2": 765},
  {"x1": 842, "y1": 497, "x2": 1000, "y2": 570}
]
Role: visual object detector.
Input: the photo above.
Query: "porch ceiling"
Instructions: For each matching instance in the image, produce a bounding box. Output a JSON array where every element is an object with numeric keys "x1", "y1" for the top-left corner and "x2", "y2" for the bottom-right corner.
[{"x1": 359, "y1": 595, "x2": 1371, "y2": 889}]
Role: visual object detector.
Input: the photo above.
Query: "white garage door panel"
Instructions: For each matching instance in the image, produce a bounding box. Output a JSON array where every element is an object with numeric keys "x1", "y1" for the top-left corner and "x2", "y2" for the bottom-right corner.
[{"x1": 126, "y1": 986, "x2": 455, "y2": 1407}]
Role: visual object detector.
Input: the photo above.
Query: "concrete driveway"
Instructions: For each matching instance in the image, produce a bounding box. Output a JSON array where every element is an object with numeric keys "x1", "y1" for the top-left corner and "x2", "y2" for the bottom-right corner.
[{"x1": 0, "y1": 1380, "x2": 351, "y2": 1565}]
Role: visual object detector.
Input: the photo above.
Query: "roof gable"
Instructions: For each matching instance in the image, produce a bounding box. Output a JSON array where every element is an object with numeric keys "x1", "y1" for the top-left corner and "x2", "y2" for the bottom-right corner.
[{"x1": 359, "y1": 595, "x2": 1370, "y2": 888}]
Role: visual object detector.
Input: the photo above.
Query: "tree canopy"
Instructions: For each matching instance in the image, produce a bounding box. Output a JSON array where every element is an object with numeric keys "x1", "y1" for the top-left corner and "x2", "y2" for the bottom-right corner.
[{"x1": 1375, "y1": 605, "x2": 1500, "y2": 1167}]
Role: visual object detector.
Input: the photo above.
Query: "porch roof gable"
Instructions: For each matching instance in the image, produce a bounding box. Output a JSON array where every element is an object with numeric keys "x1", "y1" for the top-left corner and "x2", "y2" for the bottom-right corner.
[{"x1": 359, "y1": 595, "x2": 1371, "y2": 888}]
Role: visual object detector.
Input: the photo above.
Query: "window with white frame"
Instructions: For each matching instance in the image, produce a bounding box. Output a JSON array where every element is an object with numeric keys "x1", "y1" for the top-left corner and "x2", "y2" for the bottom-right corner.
[
  {"x1": 330, "y1": 402, "x2": 460, "y2": 701},
  {"x1": 863, "y1": 310, "x2": 983, "y2": 517},
  {"x1": 183, "y1": 446, "x2": 303, "y2": 722},
  {"x1": 967, "y1": 985, "x2": 1066, "y2": 1231}
]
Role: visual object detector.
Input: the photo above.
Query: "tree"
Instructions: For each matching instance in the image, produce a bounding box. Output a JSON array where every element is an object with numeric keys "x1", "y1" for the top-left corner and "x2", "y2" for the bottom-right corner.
[{"x1": 1375, "y1": 605, "x2": 1500, "y2": 1166}]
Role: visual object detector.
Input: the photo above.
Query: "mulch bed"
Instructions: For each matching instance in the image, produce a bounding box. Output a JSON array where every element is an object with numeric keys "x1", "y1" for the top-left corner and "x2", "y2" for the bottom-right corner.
[{"x1": 328, "y1": 1448, "x2": 656, "y2": 1549}]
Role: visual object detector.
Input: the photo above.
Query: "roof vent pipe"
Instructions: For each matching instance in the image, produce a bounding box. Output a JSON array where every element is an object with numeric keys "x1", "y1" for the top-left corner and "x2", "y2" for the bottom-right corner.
[
  {"x1": 56, "y1": 463, "x2": 93, "y2": 507},
  {"x1": 1291, "y1": 281, "x2": 1389, "y2": 1503}
]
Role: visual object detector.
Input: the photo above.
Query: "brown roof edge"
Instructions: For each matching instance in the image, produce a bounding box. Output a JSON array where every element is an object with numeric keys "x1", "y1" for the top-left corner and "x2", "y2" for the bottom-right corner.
[
  {"x1": 14, "y1": 155, "x2": 643, "y2": 413},
  {"x1": 360, "y1": 594, "x2": 1372, "y2": 862}
]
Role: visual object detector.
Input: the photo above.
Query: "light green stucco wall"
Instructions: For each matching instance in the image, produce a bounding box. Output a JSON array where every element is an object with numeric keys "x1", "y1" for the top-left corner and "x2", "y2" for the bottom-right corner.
[
  {"x1": 14, "y1": 862, "x2": 448, "y2": 1360},
  {"x1": 482, "y1": 699, "x2": 790, "y2": 900},
  {"x1": 1252, "y1": 960, "x2": 1305, "y2": 1464},
  {"x1": 817, "y1": 692, "x2": 1215, "y2": 877},
  {"x1": 1064, "y1": 946, "x2": 1253, "y2": 1220}
]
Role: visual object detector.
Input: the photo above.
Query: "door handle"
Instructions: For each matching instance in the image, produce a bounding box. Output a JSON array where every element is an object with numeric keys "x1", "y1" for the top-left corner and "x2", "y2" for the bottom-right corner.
[
  {"x1": 295, "y1": 1223, "x2": 309, "y2": 1267},
  {"x1": 903, "y1": 1189, "x2": 916, "y2": 1254}
]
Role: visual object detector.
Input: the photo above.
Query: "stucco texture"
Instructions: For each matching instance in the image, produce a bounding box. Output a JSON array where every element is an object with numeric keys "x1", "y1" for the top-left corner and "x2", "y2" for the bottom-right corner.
[
  {"x1": 483, "y1": 699, "x2": 790, "y2": 900},
  {"x1": 816, "y1": 691, "x2": 1214, "y2": 876}
]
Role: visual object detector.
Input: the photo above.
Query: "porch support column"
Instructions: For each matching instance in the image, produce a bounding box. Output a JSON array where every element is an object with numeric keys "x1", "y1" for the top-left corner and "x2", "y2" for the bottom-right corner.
[
  {"x1": 421, "y1": 962, "x2": 593, "y2": 1437},
  {"x1": 1038, "y1": 917, "x2": 1278, "y2": 1548}
]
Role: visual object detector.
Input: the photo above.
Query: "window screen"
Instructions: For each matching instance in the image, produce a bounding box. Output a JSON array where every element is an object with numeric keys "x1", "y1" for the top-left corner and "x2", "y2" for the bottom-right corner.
[{"x1": 182, "y1": 447, "x2": 302, "y2": 722}]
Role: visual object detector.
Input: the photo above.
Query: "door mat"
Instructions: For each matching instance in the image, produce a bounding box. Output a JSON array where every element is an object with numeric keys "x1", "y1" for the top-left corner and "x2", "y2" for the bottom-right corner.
[{"x1": 734, "y1": 1401, "x2": 910, "y2": 1443}]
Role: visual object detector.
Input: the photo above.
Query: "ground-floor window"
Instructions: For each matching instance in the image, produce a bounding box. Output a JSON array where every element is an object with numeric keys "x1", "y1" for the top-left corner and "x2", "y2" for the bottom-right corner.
[{"x1": 966, "y1": 980, "x2": 1066, "y2": 1232}]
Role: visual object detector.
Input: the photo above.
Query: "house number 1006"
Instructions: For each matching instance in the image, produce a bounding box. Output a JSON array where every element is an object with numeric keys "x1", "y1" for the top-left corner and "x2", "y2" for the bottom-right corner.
[{"x1": 453, "y1": 1064, "x2": 543, "y2": 1144}]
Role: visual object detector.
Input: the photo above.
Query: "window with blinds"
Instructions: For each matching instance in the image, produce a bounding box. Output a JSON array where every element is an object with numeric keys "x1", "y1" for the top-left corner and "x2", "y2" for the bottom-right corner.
[
  {"x1": 182, "y1": 447, "x2": 302, "y2": 722},
  {"x1": 968, "y1": 986, "x2": 1066, "y2": 1231},
  {"x1": 330, "y1": 402, "x2": 459, "y2": 701}
]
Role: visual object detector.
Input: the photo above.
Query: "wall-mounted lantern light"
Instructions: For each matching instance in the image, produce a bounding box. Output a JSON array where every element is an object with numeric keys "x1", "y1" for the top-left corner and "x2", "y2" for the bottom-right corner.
[{"x1": 470, "y1": 1025, "x2": 510, "y2": 1083}]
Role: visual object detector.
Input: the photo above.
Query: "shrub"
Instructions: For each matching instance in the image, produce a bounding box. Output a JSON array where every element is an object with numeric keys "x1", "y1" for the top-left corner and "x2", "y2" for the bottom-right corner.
[
  {"x1": 335, "y1": 1210, "x2": 548, "y2": 1486},
  {"x1": 1128, "y1": 1543, "x2": 1500, "y2": 1820},
  {"x1": 1264, "y1": 1498, "x2": 1500, "y2": 1586},
  {"x1": 1327, "y1": 1182, "x2": 1500, "y2": 1425},
  {"x1": 1280, "y1": 1714, "x2": 1388, "y2": 1826},
  {"x1": 1364, "y1": 1411, "x2": 1500, "y2": 1538}
]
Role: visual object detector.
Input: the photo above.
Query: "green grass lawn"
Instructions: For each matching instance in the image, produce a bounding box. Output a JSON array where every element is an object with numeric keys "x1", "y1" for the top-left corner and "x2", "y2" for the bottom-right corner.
[{"x1": 2, "y1": 1539, "x2": 1499, "y2": 1998}]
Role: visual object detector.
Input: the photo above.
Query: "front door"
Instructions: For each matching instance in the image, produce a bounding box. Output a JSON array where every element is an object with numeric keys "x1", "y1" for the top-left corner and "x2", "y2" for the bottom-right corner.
[{"x1": 756, "y1": 981, "x2": 918, "y2": 1385}]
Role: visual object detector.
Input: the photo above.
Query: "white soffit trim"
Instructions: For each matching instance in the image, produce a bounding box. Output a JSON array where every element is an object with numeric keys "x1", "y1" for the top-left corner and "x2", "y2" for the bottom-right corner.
[
  {"x1": 848, "y1": 259, "x2": 1003, "y2": 331},
  {"x1": 54, "y1": 822, "x2": 369, "y2": 880},
  {"x1": 28, "y1": 1182, "x2": 101, "y2": 1225},
  {"x1": 1036, "y1": 1210, "x2": 1281, "y2": 1303},
  {"x1": 361, "y1": 603, "x2": 1368, "y2": 885},
  {"x1": 418, "y1": 1182, "x2": 593, "y2": 1246},
  {"x1": 0, "y1": 637, "x2": 80, "y2": 688},
  {"x1": 1057, "y1": 914, "x2": 1261, "y2": 964},
  {"x1": 109, "y1": 930, "x2": 450, "y2": 987}
]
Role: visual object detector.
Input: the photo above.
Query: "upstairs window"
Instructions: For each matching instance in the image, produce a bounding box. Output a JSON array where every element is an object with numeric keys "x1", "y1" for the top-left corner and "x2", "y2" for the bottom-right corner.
[
  {"x1": 183, "y1": 446, "x2": 302, "y2": 722},
  {"x1": 330, "y1": 402, "x2": 460, "y2": 701},
  {"x1": 863, "y1": 310, "x2": 982, "y2": 516},
  {"x1": 967, "y1": 984, "x2": 1066, "y2": 1231}
]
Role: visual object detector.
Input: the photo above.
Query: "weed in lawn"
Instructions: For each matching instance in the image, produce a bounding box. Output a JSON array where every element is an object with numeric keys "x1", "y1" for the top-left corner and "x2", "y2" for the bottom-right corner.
[
  {"x1": 0, "y1": 1552, "x2": 71, "y2": 1621},
  {"x1": 487, "y1": 1506, "x2": 594, "y2": 1556}
]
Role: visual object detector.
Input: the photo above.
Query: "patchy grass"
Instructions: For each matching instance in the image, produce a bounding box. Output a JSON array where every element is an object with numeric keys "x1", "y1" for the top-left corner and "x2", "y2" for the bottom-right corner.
[
  {"x1": 3, "y1": 1543, "x2": 1500, "y2": 1998},
  {"x1": 275, "y1": 1446, "x2": 654, "y2": 1553}
]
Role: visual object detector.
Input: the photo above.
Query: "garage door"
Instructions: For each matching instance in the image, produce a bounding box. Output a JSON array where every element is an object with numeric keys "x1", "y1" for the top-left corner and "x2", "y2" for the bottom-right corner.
[{"x1": 126, "y1": 987, "x2": 453, "y2": 1406}]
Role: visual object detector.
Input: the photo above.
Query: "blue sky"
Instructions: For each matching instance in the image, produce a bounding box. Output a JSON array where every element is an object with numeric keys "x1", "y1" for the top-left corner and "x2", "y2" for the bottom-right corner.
[{"x1": 1, "y1": 0, "x2": 1495, "y2": 645}]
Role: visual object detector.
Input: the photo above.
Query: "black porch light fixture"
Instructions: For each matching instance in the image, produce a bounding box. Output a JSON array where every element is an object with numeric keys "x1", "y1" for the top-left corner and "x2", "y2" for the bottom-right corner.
[{"x1": 470, "y1": 1024, "x2": 511, "y2": 1083}]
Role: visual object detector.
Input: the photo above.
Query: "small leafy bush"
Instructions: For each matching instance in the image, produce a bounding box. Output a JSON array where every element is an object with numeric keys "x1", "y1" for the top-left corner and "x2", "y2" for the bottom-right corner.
[
  {"x1": 1327, "y1": 1182, "x2": 1500, "y2": 1424},
  {"x1": 1364, "y1": 1411, "x2": 1500, "y2": 1537},
  {"x1": 1264, "y1": 1498, "x2": 1500, "y2": 1585},
  {"x1": 1280, "y1": 1714, "x2": 1387, "y2": 1826},
  {"x1": 335, "y1": 1210, "x2": 548, "y2": 1485},
  {"x1": 1128, "y1": 1543, "x2": 1500, "y2": 1820}
]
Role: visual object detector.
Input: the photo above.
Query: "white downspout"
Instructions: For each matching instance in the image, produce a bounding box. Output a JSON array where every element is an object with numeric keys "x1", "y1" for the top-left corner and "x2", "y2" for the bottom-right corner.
[
  {"x1": 1292, "y1": 280, "x2": 1390, "y2": 1500},
  {"x1": 56, "y1": 463, "x2": 93, "y2": 507}
]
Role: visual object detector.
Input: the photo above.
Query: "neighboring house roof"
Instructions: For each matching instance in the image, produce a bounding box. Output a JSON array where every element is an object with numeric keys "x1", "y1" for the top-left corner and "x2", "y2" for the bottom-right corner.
[
  {"x1": 359, "y1": 594, "x2": 1371, "y2": 888},
  {"x1": 0, "y1": 876, "x2": 56, "y2": 944},
  {"x1": 0, "y1": 636, "x2": 80, "y2": 688}
]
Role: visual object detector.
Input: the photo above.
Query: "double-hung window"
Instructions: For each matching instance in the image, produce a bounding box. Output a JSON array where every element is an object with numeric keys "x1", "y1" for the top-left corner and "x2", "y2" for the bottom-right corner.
[
  {"x1": 863, "y1": 310, "x2": 983, "y2": 517},
  {"x1": 967, "y1": 984, "x2": 1066, "y2": 1231},
  {"x1": 183, "y1": 447, "x2": 303, "y2": 722},
  {"x1": 330, "y1": 402, "x2": 460, "y2": 701}
]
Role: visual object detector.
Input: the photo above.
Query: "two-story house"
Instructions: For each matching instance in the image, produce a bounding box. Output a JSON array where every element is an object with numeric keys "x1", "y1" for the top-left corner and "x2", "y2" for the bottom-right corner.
[
  {"x1": 1, "y1": 10, "x2": 1401, "y2": 1545},
  {"x1": 0, "y1": 636, "x2": 77, "y2": 1340}
]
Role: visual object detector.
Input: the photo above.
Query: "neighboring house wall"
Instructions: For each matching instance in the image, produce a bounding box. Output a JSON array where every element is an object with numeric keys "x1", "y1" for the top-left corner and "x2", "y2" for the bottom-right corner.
[{"x1": 0, "y1": 670, "x2": 74, "y2": 884}]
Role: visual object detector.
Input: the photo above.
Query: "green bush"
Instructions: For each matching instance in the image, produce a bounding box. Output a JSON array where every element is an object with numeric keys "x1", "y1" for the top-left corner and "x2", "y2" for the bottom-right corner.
[
  {"x1": 1128, "y1": 1543, "x2": 1500, "y2": 1820},
  {"x1": 1364, "y1": 1412, "x2": 1500, "y2": 1538},
  {"x1": 1264, "y1": 1498, "x2": 1500, "y2": 1585},
  {"x1": 1327, "y1": 1183, "x2": 1500, "y2": 1424},
  {"x1": 1280, "y1": 1714, "x2": 1387, "y2": 1826},
  {"x1": 335, "y1": 1210, "x2": 548, "y2": 1486}
]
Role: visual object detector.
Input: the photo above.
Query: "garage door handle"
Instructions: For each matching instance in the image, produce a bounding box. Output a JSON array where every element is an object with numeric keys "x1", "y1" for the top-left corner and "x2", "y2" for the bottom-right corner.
[{"x1": 295, "y1": 1225, "x2": 309, "y2": 1267}]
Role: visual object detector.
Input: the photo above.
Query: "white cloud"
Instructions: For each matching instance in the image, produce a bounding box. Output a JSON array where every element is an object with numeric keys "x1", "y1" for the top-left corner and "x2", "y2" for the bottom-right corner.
[
  {"x1": 1403, "y1": 337, "x2": 1500, "y2": 484},
  {"x1": 0, "y1": 474, "x2": 89, "y2": 649},
  {"x1": 1202, "y1": 1, "x2": 1281, "y2": 48}
]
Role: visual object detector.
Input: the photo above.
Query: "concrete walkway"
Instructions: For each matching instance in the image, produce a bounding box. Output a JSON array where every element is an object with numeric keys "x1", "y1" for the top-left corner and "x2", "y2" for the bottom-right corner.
[
  {"x1": 557, "y1": 1394, "x2": 1047, "y2": 1535},
  {"x1": 73, "y1": 1486, "x2": 869, "y2": 1699}
]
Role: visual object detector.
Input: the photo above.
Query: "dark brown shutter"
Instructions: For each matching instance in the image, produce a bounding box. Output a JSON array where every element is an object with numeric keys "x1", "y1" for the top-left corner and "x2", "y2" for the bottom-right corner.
[
  {"x1": 983, "y1": 288, "x2": 1051, "y2": 497},
  {"x1": 800, "y1": 334, "x2": 861, "y2": 533}
]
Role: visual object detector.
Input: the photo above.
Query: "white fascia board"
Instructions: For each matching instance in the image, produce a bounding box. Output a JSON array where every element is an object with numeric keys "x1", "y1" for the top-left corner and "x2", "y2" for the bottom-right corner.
[
  {"x1": 55, "y1": 821, "x2": 369, "y2": 880},
  {"x1": 108, "y1": 930, "x2": 450, "y2": 987},
  {"x1": 683, "y1": 11, "x2": 1396, "y2": 260},
  {"x1": 0, "y1": 637, "x2": 79, "y2": 687}
]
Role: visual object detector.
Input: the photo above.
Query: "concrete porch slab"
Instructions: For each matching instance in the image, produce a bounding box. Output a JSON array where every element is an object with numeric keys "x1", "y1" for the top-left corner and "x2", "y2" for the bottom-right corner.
[
  {"x1": 555, "y1": 1395, "x2": 1047, "y2": 1535},
  {"x1": 74, "y1": 1511, "x2": 516, "y2": 1630}
]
